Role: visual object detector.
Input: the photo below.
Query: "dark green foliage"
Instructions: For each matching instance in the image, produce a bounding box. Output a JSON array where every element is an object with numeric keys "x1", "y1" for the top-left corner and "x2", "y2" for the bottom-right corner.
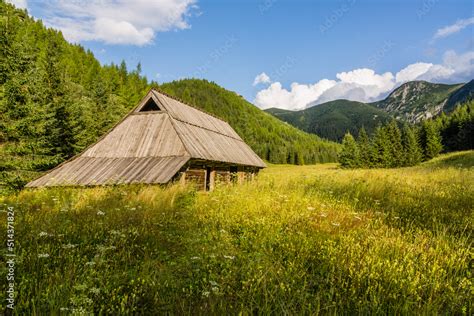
[
  {"x1": 159, "y1": 79, "x2": 340, "y2": 165},
  {"x1": 435, "y1": 101, "x2": 474, "y2": 152},
  {"x1": 419, "y1": 121, "x2": 443, "y2": 160},
  {"x1": 357, "y1": 127, "x2": 371, "y2": 167},
  {"x1": 265, "y1": 100, "x2": 392, "y2": 141},
  {"x1": 341, "y1": 122, "x2": 426, "y2": 169},
  {"x1": 339, "y1": 133, "x2": 360, "y2": 168},
  {"x1": 401, "y1": 123, "x2": 422, "y2": 166},
  {"x1": 0, "y1": 2, "x2": 149, "y2": 193}
]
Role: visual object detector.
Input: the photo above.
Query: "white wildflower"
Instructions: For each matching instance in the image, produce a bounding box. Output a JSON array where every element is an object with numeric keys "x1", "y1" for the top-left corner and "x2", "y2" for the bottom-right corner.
[
  {"x1": 211, "y1": 286, "x2": 219, "y2": 293},
  {"x1": 39, "y1": 231, "x2": 48, "y2": 237},
  {"x1": 191, "y1": 256, "x2": 200, "y2": 260},
  {"x1": 97, "y1": 211, "x2": 105, "y2": 216},
  {"x1": 223, "y1": 255, "x2": 235, "y2": 260},
  {"x1": 38, "y1": 253, "x2": 50, "y2": 258},
  {"x1": 202, "y1": 291, "x2": 210, "y2": 297},
  {"x1": 89, "y1": 287, "x2": 100, "y2": 295},
  {"x1": 62, "y1": 243, "x2": 77, "y2": 249},
  {"x1": 85, "y1": 261, "x2": 95, "y2": 266}
]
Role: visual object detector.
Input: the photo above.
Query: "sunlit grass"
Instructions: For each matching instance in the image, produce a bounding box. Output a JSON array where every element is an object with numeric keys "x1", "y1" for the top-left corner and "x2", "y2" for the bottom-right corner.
[{"x1": 0, "y1": 151, "x2": 473, "y2": 314}]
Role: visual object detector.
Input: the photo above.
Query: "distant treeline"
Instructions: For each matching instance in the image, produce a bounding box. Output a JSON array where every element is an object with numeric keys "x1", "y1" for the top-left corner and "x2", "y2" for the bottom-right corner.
[{"x1": 339, "y1": 101, "x2": 474, "y2": 168}]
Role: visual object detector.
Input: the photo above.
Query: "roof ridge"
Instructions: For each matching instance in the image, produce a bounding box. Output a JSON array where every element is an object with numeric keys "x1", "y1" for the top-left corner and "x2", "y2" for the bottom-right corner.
[{"x1": 151, "y1": 88, "x2": 229, "y2": 124}]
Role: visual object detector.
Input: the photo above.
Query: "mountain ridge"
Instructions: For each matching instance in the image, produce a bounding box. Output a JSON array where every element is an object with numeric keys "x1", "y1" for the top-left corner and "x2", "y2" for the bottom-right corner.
[{"x1": 265, "y1": 79, "x2": 473, "y2": 140}]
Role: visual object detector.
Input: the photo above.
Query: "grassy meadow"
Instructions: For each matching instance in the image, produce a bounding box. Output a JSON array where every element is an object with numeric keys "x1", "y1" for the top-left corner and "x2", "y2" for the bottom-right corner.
[{"x1": 1, "y1": 151, "x2": 473, "y2": 314}]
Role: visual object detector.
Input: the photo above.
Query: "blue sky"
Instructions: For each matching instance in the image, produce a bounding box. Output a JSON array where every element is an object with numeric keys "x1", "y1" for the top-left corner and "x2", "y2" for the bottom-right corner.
[{"x1": 12, "y1": 0, "x2": 474, "y2": 109}]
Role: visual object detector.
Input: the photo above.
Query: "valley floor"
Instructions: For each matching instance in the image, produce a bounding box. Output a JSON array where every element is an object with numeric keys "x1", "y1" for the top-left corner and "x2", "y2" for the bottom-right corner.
[{"x1": 1, "y1": 151, "x2": 473, "y2": 314}]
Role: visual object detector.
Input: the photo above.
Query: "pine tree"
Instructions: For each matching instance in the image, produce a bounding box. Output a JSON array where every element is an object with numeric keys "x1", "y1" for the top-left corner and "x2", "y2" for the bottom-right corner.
[
  {"x1": 339, "y1": 132, "x2": 360, "y2": 168},
  {"x1": 420, "y1": 121, "x2": 442, "y2": 160},
  {"x1": 401, "y1": 123, "x2": 422, "y2": 166}
]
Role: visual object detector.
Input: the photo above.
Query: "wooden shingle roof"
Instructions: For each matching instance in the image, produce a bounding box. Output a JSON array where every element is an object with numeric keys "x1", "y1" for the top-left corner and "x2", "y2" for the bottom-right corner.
[{"x1": 26, "y1": 89, "x2": 265, "y2": 187}]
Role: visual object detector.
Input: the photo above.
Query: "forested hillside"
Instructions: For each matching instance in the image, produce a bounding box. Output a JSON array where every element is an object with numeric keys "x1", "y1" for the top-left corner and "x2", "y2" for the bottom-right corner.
[
  {"x1": 0, "y1": 2, "x2": 339, "y2": 192},
  {"x1": 266, "y1": 100, "x2": 392, "y2": 141}
]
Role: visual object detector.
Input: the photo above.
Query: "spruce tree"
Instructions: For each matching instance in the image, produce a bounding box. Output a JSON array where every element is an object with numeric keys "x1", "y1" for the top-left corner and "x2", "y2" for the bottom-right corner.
[
  {"x1": 339, "y1": 132, "x2": 360, "y2": 168},
  {"x1": 386, "y1": 120, "x2": 403, "y2": 167},
  {"x1": 357, "y1": 127, "x2": 371, "y2": 168},
  {"x1": 371, "y1": 125, "x2": 391, "y2": 168},
  {"x1": 401, "y1": 123, "x2": 422, "y2": 166},
  {"x1": 420, "y1": 121, "x2": 443, "y2": 160}
]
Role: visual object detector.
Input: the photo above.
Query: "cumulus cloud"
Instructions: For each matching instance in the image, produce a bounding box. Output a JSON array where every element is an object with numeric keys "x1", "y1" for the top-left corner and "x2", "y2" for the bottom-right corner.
[
  {"x1": 41, "y1": 0, "x2": 197, "y2": 46},
  {"x1": 254, "y1": 50, "x2": 474, "y2": 110},
  {"x1": 6, "y1": 0, "x2": 27, "y2": 9},
  {"x1": 253, "y1": 72, "x2": 271, "y2": 86},
  {"x1": 433, "y1": 17, "x2": 474, "y2": 40}
]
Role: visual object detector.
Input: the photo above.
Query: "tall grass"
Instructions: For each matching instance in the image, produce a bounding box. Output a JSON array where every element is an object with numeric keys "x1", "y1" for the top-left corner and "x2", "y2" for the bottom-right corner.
[{"x1": 0, "y1": 151, "x2": 473, "y2": 314}]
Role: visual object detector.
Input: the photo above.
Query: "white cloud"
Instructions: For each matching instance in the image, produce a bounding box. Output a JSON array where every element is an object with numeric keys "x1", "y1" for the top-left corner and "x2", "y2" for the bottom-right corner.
[
  {"x1": 433, "y1": 17, "x2": 474, "y2": 40},
  {"x1": 254, "y1": 50, "x2": 474, "y2": 110},
  {"x1": 6, "y1": 0, "x2": 27, "y2": 9},
  {"x1": 41, "y1": 0, "x2": 197, "y2": 46},
  {"x1": 255, "y1": 79, "x2": 336, "y2": 110},
  {"x1": 253, "y1": 72, "x2": 271, "y2": 86}
]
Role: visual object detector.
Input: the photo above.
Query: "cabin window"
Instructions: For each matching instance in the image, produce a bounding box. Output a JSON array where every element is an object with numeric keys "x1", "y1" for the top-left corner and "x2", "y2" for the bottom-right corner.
[{"x1": 139, "y1": 98, "x2": 161, "y2": 112}]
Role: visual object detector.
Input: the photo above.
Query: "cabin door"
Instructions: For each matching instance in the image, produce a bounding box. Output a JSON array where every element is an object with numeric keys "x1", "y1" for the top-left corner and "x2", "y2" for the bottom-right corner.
[{"x1": 205, "y1": 167, "x2": 212, "y2": 191}]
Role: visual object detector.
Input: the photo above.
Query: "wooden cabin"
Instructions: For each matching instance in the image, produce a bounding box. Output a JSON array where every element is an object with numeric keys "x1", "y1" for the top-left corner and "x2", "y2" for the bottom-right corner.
[{"x1": 26, "y1": 89, "x2": 266, "y2": 190}]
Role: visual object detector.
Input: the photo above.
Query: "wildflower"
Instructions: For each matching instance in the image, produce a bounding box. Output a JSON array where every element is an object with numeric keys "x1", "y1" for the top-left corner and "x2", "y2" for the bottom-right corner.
[
  {"x1": 223, "y1": 255, "x2": 235, "y2": 260},
  {"x1": 62, "y1": 243, "x2": 77, "y2": 249},
  {"x1": 97, "y1": 211, "x2": 105, "y2": 216},
  {"x1": 60, "y1": 307, "x2": 69, "y2": 311},
  {"x1": 394, "y1": 216, "x2": 400, "y2": 219},
  {"x1": 85, "y1": 261, "x2": 95, "y2": 266},
  {"x1": 219, "y1": 229, "x2": 227, "y2": 233},
  {"x1": 38, "y1": 253, "x2": 50, "y2": 258},
  {"x1": 331, "y1": 222, "x2": 340, "y2": 227},
  {"x1": 39, "y1": 231, "x2": 48, "y2": 237},
  {"x1": 212, "y1": 286, "x2": 219, "y2": 293},
  {"x1": 307, "y1": 206, "x2": 315, "y2": 211},
  {"x1": 89, "y1": 287, "x2": 100, "y2": 295},
  {"x1": 202, "y1": 291, "x2": 210, "y2": 297},
  {"x1": 191, "y1": 256, "x2": 200, "y2": 260}
]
